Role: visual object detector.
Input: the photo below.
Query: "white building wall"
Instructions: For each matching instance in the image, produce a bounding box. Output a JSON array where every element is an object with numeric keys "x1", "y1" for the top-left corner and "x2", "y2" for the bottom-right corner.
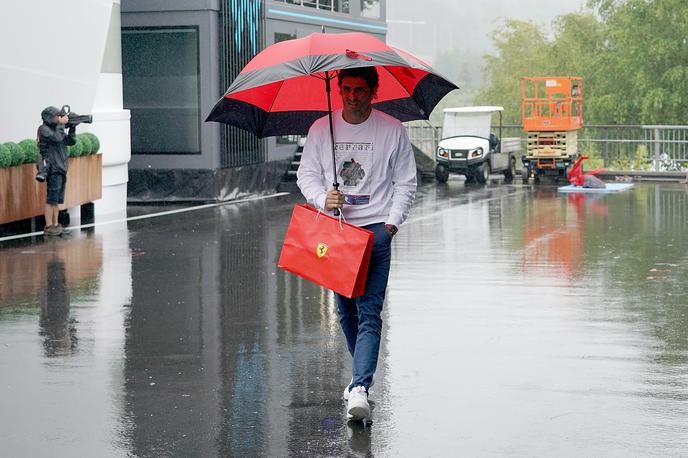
[{"x1": 0, "y1": 0, "x2": 130, "y2": 221}]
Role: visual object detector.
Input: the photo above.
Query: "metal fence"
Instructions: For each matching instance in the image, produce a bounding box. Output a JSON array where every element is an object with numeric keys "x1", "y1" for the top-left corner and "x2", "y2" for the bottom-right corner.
[{"x1": 405, "y1": 122, "x2": 688, "y2": 172}]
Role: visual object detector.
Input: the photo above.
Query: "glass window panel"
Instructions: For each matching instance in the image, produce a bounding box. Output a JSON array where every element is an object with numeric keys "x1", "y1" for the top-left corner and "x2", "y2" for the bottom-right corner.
[
  {"x1": 360, "y1": 0, "x2": 380, "y2": 18},
  {"x1": 274, "y1": 32, "x2": 296, "y2": 43},
  {"x1": 122, "y1": 27, "x2": 200, "y2": 154}
]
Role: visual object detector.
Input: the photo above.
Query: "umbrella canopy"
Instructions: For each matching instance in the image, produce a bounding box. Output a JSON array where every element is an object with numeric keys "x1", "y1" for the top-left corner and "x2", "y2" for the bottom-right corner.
[{"x1": 205, "y1": 32, "x2": 458, "y2": 137}]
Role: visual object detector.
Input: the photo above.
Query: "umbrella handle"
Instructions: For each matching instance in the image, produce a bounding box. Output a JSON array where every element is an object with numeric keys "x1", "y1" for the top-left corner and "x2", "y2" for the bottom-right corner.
[
  {"x1": 332, "y1": 183, "x2": 340, "y2": 217},
  {"x1": 325, "y1": 70, "x2": 340, "y2": 217}
]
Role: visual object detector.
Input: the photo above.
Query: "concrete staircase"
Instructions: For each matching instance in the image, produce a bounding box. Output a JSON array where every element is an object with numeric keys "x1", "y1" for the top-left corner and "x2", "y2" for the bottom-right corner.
[{"x1": 277, "y1": 143, "x2": 303, "y2": 193}]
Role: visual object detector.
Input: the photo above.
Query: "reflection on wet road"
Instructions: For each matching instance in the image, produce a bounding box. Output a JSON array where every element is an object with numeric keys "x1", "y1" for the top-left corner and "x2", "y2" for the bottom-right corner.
[{"x1": 1, "y1": 182, "x2": 687, "y2": 456}]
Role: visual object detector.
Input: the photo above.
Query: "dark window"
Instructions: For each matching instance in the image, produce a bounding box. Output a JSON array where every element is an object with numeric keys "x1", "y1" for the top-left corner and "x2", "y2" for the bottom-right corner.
[
  {"x1": 274, "y1": 32, "x2": 296, "y2": 44},
  {"x1": 122, "y1": 27, "x2": 200, "y2": 154},
  {"x1": 361, "y1": 0, "x2": 379, "y2": 18},
  {"x1": 275, "y1": 0, "x2": 349, "y2": 13}
]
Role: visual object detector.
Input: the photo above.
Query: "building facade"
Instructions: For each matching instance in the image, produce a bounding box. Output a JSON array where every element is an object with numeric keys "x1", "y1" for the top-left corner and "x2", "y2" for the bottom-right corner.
[
  {"x1": 121, "y1": 0, "x2": 387, "y2": 202},
  {"x1": 2, "y1": 0, "x2": 130, "y2": 222}
]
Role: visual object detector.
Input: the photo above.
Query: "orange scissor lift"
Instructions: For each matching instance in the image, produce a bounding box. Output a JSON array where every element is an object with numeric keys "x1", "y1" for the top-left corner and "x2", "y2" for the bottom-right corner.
[{"x1": 521, "y1": 77, "x2": 582, "y2": 183}]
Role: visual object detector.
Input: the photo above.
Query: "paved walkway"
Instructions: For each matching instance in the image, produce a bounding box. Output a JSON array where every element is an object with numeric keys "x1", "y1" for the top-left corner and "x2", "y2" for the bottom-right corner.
[{"x1": 1, "y1": 181, "x2": 687, "y2": 456}]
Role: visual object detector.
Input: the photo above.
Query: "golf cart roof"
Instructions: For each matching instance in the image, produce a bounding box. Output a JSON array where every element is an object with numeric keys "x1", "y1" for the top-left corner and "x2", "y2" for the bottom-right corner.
[
  {"x1": 441, "y1": 106, "x2": 503, "y2": 139},
  {"x1": 443, "y1": 106, "x2": 504, "y2": 114}
]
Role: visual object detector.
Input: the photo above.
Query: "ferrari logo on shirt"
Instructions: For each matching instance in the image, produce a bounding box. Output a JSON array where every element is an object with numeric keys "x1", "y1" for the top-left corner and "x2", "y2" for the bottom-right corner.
[{"x1": 316, "y1": 242, "x2": 328, "y2": 258}]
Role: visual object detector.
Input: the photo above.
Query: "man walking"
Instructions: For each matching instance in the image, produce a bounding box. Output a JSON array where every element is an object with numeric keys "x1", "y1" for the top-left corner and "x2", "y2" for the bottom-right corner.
[{"x1": 297, "y1": 67, "x2": 417, "y2": 421}]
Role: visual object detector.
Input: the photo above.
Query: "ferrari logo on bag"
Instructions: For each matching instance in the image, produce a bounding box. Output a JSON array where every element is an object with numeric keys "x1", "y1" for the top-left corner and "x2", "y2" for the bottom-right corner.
[{"x1": 316, "y1": 242, "x2": 328, "y2": 258}]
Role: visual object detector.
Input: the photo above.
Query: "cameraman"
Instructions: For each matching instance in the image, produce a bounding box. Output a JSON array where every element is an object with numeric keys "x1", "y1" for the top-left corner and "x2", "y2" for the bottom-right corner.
[{"x1": 38, "y1": 106, "x2": 76, "y2": 236}]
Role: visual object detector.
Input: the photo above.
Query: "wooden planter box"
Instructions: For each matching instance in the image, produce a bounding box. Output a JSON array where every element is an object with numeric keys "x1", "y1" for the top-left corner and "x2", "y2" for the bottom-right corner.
[{"x1": 0, "y1": 154, "x2": 102, "y2": 225}]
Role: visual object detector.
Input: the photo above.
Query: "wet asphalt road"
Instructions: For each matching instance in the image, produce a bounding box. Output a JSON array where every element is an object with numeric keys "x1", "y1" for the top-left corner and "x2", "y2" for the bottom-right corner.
[{"x1": 1, "y1": 180, "x2": 687, "y2": 457}]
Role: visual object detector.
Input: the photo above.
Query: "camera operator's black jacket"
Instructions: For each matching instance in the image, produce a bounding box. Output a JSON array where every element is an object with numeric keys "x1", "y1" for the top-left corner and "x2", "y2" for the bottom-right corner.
[{"x1": 38, "y1": 107, "x2": 76, "y2": 175}]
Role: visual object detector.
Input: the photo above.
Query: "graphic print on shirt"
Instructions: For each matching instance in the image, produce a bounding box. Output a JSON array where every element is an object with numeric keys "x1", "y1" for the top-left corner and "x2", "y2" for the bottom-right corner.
[{"x1": 335, "y1": 142, "x2": 372, "y2": 205}]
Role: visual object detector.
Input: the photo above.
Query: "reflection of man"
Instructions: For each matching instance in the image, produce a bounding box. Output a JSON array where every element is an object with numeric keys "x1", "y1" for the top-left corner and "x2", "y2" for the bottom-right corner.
[
  {"x1": 39, "y1": 259, "x2": 76, "y2": 356},
  {"x1": 38, "y1": 106, "x2": 76, "y2": 237},
  {"x1": 297, "y1": 67, "x2": 417, "y2": 421}
]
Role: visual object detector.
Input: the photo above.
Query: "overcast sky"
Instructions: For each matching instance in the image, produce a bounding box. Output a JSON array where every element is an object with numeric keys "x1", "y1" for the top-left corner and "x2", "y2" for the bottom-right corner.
[{"x1": 387, "y1": 0, "x2": 588, "y2": 65}]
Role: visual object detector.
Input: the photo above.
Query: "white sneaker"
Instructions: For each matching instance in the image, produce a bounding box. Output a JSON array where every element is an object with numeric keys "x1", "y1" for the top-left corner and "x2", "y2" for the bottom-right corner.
[
  {"x1": 347, "y1": 386, "x2": 370, "y2": 421},
  {"x1": 343, "y1": 377, "x2": 374, "y2": 400}
]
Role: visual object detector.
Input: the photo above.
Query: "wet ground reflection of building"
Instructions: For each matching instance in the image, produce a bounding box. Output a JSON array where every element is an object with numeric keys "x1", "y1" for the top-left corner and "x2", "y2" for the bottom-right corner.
[
  {"x1": 0, "y1": 227, "x2": 132, "y2": 456},
  {"x1": 122, "y1": 198, "x2": 373, "y2": 456},
  {"x1": 4, "y1": 185, "x2": 688, "y2": 454}
]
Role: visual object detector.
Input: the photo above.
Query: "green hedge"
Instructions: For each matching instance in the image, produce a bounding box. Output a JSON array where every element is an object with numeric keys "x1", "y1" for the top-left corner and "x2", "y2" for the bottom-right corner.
[
  {"x1": 0, "y1": 133, "x2": 100, "y2": 169},
  {"x1": 4, "y1": 142, "x2": 24, "y2": 167},
  {"x1": 0, "y1": 143, "x2": 11, "y2": 168},
  {"x1": 18, "y1": 139, "x2": 39, "y2": 163},
  {"x1": 68, "y1": 136, "x2": 84, "y2": 157}
]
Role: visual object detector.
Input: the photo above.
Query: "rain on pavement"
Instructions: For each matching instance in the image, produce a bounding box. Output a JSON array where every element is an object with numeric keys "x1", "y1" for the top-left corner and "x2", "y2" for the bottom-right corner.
[{"x1": 1, "y1": 180, "x2": 687, "y2": 456}]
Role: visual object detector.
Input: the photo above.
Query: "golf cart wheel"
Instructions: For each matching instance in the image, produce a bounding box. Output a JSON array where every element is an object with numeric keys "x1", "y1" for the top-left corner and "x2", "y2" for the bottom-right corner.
[
  {"x1": 477, "y1": 162, "x2": 490, "y2": 184},
  {"x1": 435, "y1": 164, "x2": 449, "y2": 183},
  {"x1": 504, "y1": 157, "x2": 516, "y2": 182}
]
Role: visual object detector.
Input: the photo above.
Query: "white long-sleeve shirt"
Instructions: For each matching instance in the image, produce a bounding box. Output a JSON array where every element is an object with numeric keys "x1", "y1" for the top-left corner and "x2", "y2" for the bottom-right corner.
[{"x1": 297, "y1": 109, "x2": 417, "y2": 227}]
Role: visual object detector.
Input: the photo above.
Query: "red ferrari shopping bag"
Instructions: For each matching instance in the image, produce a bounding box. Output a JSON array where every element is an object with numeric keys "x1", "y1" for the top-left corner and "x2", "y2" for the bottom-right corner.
[{"x1": 278, "y1": 204, "x2": 374, "y2": 298}]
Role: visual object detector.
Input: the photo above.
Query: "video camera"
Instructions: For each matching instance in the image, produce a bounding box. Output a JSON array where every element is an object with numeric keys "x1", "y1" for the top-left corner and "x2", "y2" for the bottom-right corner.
[{"x1": 61, "y1": 105, "x2": 93, "y2": 127}]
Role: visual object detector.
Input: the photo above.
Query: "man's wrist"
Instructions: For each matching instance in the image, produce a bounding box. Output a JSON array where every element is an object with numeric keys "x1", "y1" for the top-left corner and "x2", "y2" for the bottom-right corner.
[{"x1": 385, "y1": 224, "x2": 398, "y2": 236}]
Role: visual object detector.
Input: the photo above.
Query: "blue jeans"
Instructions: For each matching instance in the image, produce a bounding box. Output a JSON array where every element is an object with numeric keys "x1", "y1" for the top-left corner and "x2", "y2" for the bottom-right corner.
[{"x1": 336, "y1": 222, "x2": 391, "y2": 392}]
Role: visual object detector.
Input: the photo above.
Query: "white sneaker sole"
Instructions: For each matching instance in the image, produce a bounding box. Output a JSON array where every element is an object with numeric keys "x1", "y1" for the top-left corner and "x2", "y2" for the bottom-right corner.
[{"x1": 347, "y1": 401, "x2": 370, "y2": 421}]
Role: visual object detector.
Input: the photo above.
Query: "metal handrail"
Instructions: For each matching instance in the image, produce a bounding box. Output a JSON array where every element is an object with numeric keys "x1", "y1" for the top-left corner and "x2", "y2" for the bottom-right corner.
[{"x1": 404, "y1": 122, "x2": 688, "y2": 171}]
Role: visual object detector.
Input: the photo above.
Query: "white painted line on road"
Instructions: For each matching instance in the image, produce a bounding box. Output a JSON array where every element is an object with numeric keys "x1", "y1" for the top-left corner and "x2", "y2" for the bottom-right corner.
[{"x1": 0, "y1": 192, "x2": 291, "y2": 243}]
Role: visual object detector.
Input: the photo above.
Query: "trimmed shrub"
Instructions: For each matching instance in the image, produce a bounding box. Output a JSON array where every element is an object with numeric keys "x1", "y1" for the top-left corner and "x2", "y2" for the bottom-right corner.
[
  {"x1": 80, "y1": 132, "x2": 100, "y2": 154},
  {"x1": 0, "y1": 132, "x2": 100, "y2": 168},
  {"x1": 4, "y1": 142, "x2": 24, "y2": 166},
  {"x1": 78, "y1": 133, "x2": 93, "y2": 154},
  {"x1": 90, "y1": 133, "x2": 100, "y2": 153},
  {"x1": 0, "y1": 143, "x2": 11, "y2": 168},
  {"x1": 68, "y1": 137, "x2": 84, "y2": 157},
  {"x1": 18, "y1": 139, "x2": 39, "y2": 164}
]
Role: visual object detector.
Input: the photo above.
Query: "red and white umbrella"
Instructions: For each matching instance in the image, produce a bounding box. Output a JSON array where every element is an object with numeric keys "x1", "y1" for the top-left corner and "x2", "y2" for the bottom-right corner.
[{"x1": 206, "y1": 31, "x2": 458, "y2": 137}]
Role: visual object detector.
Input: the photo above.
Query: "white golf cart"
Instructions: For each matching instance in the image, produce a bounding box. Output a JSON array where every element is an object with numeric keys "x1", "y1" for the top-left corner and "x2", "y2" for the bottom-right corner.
[{"x1": 434, "y1": 106, "x2": 521, "y2": 184}]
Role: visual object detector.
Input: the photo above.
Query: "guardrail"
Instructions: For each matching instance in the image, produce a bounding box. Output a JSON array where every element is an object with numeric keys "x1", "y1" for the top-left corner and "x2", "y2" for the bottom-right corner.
[{"x1": 405, "y1": 122, "x2": 688, "y2": 172}]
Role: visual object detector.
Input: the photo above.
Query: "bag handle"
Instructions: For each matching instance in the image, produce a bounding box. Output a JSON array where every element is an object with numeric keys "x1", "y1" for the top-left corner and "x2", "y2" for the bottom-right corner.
[{"x1": 315, "y1": 208, "x2": 346, "y2": 230}]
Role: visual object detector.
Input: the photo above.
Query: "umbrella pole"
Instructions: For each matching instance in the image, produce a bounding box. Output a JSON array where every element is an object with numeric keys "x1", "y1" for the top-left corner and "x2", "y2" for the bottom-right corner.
[{"x1": 325, "y1": 71, "x2": 340, "y2": 216}]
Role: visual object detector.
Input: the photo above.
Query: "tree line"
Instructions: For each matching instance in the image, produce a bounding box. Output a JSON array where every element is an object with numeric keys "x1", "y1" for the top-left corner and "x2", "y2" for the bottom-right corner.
[{"x1": 472, "y1": 0, "x2": 688, "y2": 125}]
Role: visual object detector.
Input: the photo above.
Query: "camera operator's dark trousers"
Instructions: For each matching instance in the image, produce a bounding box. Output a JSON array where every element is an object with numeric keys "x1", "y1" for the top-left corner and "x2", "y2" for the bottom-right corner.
[{"x1": 46, "y1": 172, "x2": 67, "y2": 205}]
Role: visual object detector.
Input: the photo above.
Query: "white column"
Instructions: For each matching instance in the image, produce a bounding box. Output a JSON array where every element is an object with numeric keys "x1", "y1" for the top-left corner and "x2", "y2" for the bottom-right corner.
[{"x1": 89, "y1": 1, "x2": 131, "y2": 222}]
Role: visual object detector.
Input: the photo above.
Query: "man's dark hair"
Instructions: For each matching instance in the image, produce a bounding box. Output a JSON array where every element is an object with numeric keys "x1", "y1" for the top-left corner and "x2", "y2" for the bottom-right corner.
[{"x1": 338, "y1": 67, "x2": 379, "y2": 90}]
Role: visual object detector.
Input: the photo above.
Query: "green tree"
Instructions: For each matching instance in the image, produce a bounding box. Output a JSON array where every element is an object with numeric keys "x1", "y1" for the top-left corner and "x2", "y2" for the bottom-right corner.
[
  {"x1": 475, "y1": 14, "x2": 605, "y2": 124},
  {"x1": 474, "y1": 19, "x2": 550, "y2": 124},
  {"x1": 588, "y1": 0, "x2": 688, "y2": 124},
  {"x1": 477, "y1": 1, "x2": 688, "y2": 125}
]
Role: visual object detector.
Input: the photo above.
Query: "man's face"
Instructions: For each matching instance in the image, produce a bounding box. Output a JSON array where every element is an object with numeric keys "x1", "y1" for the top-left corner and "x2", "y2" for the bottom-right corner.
[{"x1": 339, "y1": 76, "x2": 376, "y2": 117}]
